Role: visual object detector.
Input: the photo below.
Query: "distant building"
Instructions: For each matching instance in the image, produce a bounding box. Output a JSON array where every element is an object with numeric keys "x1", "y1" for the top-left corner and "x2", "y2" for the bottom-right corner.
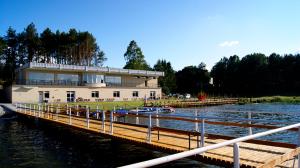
[{"x1": 7, "y1": 62, "x2": 163, "y2": 103}]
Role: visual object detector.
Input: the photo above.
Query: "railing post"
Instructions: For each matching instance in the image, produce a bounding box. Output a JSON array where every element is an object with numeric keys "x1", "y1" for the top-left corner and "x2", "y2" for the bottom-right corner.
[
  {"x1": 156, "y1": 108, "x2": 159, "y2": 127},
  {"x1": 201, "y1": 114, "x2": 205, "y2": 147},
  {"x1": 148, "y1": 113, "x2": 152, "y2": 143},
  {"x1": 76, "y1": 105, "x2": 79, "y2": 116},
  {"x1": 248, "y1": 111, "x2": 252, "y2": 135},
  {"x1": 96, "y1": 105, "x2": 99, "y2": 119},
  {"x1": 195, "y1": 109, "x2": 199, "y2": 132},
  {"x1": 69, "y1": 106, "x2": 72, "y2": 125},
  {"x1": 38, "y1": 104, "x2": 41, "y2": 117},
  {"x1": 102, "y1": 109, "x2": 106, "y2": 133},
  {"x1": 33, "y1": 104, "x2": 36, "y2": 116},
  {"x1": 24, "y1": 104, "x2": 26, "y2": 114},
  {"x1": 233, "y1": 143, "x2": 240, "y2": 168},
  {"x1": 56, "y1": 105, "x2": 59, "y2": 121},
  {"x1": 136, "y1": 107, "x2": 139, "y2": 125},
  {"x1": 47, "y1": 104, "x2": 50, "y2": 119},
  {"x1": 86, "y1": 106, "x2": 90, "y2": 128},
  {"x1": 29, "y1": 104, "x2": 32, "y2": 115},
  {"x1": 110, "y1": 107, "x2": 114, "y2": 135},
  {"x1": 297, "y1": 127, "x2": 300, "y2": 168}
]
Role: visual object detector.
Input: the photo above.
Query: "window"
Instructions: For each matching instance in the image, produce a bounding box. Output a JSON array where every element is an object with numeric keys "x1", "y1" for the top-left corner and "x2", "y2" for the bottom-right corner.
[
  {"x1": 83, "y1": 74, "x2": 104, "y2": 84},
  {"x1": 28, "y1": 72, "x2": 54, "y2": 81},
  {"x1": 150, "y1": 91, "x2": 156, "y2": 99},
  {"x1": 105, "y1": 76, "x2": 121, "y2": 85},
  {"x1": 44, "y1": 91, "x2": 49, "y2": 99},
  {"x1": 113, "y1": 91, "x2": 120, "y2": 98},
  {"x1": 91, "y1": 91, "x2": 99, "y2": 98},
  {"x1": 57, "y1": 74, "x2": 79, "y2": 82},
  {"x1": 67, "y1": 91, "x2": 75, "y2": 102},
  {"x1": 132, "y1": 91, "x2": 139, "y2": 97}
]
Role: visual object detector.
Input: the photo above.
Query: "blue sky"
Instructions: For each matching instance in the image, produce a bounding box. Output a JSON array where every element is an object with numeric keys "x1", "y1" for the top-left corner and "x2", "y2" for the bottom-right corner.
[{"x1": 1, "y1": 0, "x2": 300, "y2": 70}]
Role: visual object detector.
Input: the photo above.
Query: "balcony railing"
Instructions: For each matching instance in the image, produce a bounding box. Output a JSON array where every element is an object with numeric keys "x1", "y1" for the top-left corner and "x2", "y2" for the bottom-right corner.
[
  {"x1": 26, "y1": 62, "x2": 164, "y2": 77},
  {"x1": 16, "y1": 80, "x2": 160, "y2": 88}
]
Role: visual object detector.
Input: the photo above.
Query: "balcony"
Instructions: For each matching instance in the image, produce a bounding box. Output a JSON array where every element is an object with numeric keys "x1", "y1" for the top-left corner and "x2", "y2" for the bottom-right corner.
[{"x1": 16, "y1": 79, "x2": 160, "y2": 88}]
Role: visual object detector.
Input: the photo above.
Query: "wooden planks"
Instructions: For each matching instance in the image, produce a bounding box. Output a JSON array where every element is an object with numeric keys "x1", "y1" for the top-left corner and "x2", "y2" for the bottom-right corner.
[{"x1": 15, "y1": 108, "x2": 300, "y2": 168}]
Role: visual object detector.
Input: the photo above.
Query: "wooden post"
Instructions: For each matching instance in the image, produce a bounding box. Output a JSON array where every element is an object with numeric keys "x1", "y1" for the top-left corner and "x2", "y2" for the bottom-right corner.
[
  {"x1": 102, "y1": 110, "x2": 106, "y2": 133},
  {"x1": 86, "y1": 106, "x2": 90, "y2": 128},
  {"x1": 33, "y1": 104, "x2": 36, "y2": 116},
  {"x1": 195, "y1": 109, "x2": 199, "y2": 132},
  {"x1": 148, "y1": 113, "x2": 152, "y2": 143},
  {"x1": 233, "y1": 143, "x2": 240, "y2": 168}
]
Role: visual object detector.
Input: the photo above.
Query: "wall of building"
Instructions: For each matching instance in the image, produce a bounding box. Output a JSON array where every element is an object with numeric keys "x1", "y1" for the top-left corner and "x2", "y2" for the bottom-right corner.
[{"x1": 11, "y1": 85, "x2": 161, "y2": 103}]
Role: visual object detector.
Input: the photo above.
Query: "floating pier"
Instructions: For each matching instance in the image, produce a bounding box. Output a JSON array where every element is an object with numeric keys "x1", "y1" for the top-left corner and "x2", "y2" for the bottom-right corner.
[{"x1": 4, "y1": 103, "x2": 300, "y2": 168}]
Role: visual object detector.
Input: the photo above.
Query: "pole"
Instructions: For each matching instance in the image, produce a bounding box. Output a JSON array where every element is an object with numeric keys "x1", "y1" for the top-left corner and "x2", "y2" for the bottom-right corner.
[
  {"x1": 201, "y1": 114, "x2": 205, "y2": 147},
  {"x1": 86, "y1": 106, "x2": 90, "y2": 128},
  {"x1": 110, "y1": 107, "x2": 114, "y2": 135},
  {"x1": 56, "y1": 105, "x2": 59, "y2": 121},
  {"x1": 233, "y1": 143, "x2": 240, "y2": 168},
  {"x1": 248, "y1": 111, "x2": 252, "y2": 135},
  {"x1": 102, "y1": 109, "x2": 106, "y2": 133},
  {"x1": 38, "y1": 104, "x2": 41, "y2": 117},
  {"x1": 298, "y1": 127, "x2": 300, "y2": 168},
  {"x1": 136, "y1": 107, "x2": 139, "y2": 125},
  {"x1": 156, "y1": 108, "x2": 159, "y2": 127},
  {"x1": 96, "y1": 105, "x2": 99, "y2": 119},
  {"x1": 148, "y1": 114, "x2": 152, "y2": 143},
  {"x1": 69, "y1": 106, "x2": 72, "y2": 125}
]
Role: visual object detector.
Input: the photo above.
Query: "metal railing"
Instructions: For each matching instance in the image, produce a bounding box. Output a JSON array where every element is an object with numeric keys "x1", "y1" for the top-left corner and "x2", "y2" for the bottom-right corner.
[
  {"x1": 14, "y1": 103, "x2": 300, "y2": 168},
  {"x1": 27, "y1": 62, "x2": 164, "y2": 77},
  {"x1": 119, "y1": 123, "x2": 300, "y2": 168},
  {"x1": 16, "y1": 79, "x2": 160, "y2": 88}
]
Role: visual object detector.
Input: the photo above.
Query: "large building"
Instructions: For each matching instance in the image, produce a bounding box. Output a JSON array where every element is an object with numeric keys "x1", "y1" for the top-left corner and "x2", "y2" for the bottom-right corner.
[{"x1": 7, "y1": 62, "x2": 164, "y2": 103}]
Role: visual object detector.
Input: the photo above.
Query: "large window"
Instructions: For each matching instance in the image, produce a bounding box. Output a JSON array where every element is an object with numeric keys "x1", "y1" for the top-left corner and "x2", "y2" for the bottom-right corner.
[
  {"x1": 83, "y1": 74, "x2": 104, "y2": 84},
  {"x1": 28, "y1": 72, "x2": 54, "y2": 81},
  {"x1": 91, "y1": 91, "x2": 99, "y2": 98},
  {"x1": 105, "y1": 76, "x2": 121, "y2": 85},
  {"x1": 57, "y1": 74, "x2": 79, "y2": 82},
  {"x1": 113, "y1": 91, "x2": 120, "y2": 98},
  {"x1": 132, "y1": 91, "x2": 139, "y2": 97}
]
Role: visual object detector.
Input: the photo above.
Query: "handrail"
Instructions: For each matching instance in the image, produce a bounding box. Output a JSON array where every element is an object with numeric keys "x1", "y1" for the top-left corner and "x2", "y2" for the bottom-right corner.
[{"x1": 119, "y1": 123, "x2": 300, "y2": 168}]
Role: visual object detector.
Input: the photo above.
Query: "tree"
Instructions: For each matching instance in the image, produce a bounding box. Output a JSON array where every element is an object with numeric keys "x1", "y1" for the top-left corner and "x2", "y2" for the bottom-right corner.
[
  {"x1": 2, "y1": 27, "x2": 18, "y2": 82},
  {"x1": 176, "y1": 64, "x2": 210, "y2": 95},
  {"x1": 24, "y1": 23, "x2": 40, "y2": 62},
  {"x1": 153, "y1": 59, "x2": 176, "y2": 94},
  {"x1": 124, "y1": 40, "x2": 150, "y2": 70}
]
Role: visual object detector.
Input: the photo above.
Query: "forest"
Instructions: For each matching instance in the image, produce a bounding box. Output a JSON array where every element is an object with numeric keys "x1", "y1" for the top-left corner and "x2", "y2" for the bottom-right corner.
[{"x1": 1, "y1": 23, "x2": 300, "y2": 97}]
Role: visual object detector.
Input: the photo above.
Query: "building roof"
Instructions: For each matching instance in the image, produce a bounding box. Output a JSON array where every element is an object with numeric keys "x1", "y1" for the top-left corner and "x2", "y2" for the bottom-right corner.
[{"x1": 19, "y1": 62, "x2": 164, "y2": 77}]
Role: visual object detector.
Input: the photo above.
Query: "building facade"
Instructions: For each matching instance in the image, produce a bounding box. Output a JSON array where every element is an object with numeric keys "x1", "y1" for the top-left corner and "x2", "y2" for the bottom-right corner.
[{"x1": 9, "y1": 62, "x2": 163, "y2": 103}]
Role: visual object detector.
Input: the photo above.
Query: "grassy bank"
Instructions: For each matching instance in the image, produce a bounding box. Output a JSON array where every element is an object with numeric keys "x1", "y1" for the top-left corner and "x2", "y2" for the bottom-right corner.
[{"x1": 239, "y1": 96, "x2": 300, "y2": 104}]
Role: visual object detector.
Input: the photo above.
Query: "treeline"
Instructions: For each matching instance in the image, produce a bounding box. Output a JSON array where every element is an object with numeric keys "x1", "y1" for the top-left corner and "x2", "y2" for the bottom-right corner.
[
  {"x1": 211, "y1": 53, "x2": 300, "y2": 96},
  {"x1": 0, "y1": 23, "x2": 106, "y2": 82}
]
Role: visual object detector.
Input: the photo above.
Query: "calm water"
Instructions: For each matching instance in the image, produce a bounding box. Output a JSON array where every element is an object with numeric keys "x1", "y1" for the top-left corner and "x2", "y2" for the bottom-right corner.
[{"x1": 1, "y1": 103, "x2": 300, "y2": 168}]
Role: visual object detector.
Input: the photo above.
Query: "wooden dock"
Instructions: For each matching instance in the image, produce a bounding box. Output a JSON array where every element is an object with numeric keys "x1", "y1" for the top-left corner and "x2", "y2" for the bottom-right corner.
[{"x1": 6, "y1": 104, "x2": 300, "y2": 168}]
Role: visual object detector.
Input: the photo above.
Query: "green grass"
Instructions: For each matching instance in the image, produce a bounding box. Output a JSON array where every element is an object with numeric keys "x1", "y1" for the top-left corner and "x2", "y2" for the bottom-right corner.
[{"x1": 239, "y1": 96, "x2": 300, "y2": 104}]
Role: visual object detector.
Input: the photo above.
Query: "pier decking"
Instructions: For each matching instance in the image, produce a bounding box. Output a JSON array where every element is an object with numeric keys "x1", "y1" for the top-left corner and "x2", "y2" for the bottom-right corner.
[{"x1": 4, "y1": 104, "x2": 300, "y2": 168}]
